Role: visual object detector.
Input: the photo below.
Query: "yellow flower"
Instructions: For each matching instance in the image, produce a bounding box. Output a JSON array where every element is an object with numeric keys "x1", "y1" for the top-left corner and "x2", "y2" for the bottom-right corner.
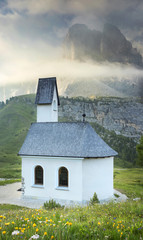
[
  {"x1": 36, "y1": 228, "x2": 39, "y2": 232},
  {"x1": 98, "y1": 222, "x2": 101, "y2": 225},
  {"x1": 5, "y1": 222, "x2": 10, "y2": 226},
  {"x1": 15, "y1": 227, "x2": 18, "y2": 230},
  {"x1": 2, "y1": 231, "x2": 6, "y2": 235},
  {"x1": 0, "y1": 227, "x2": 2, "y2": 230},
  {"x1": 0, "y1": 216, "x2": 3, "y2": 218},
  {"x1": 11, "y1": 222, "x2": 15, "y2": 224},
  {"x1": 53, "y1": 214, "x2": 55, "y2": 217},
  {"x1": 50, "y1": 219, "x2": 53, "y2": 222},
  {"x1": 51, "y1": 236, "x2": 54, "y2": 239},
  {"x1": 44, "y1": 232, "x2": 47, "y2": 236},
  {"x1": 33, "y1": 223, "x2": 36, "y2": 227}
]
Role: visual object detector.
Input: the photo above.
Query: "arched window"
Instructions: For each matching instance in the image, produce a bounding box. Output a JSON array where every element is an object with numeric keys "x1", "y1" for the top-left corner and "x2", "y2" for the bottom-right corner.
[
  {"x1": 59, "y1": 167, "x2": 68, "y2": 187},
  {"x1": 35, "y1": 165, "x2": 43, "y2": 185}
]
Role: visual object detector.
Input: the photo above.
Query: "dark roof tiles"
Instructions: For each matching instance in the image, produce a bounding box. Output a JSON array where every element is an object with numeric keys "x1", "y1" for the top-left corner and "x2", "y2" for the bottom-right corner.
[
  {"x1": 19, "y1": 122, "x2": 117, "y2": 158},
  {"x1": 35, "y1": 77, "x2": 60, "y2": 105}
]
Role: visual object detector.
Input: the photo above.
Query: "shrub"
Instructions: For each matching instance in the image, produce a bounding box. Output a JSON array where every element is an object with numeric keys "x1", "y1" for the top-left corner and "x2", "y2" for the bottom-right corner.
[
  {"x1": 43, "y1": 199, "x2": 63, "y2": 209},
  {"x1": 89, "y1": 192, "x2": 100, "y2": 204}
]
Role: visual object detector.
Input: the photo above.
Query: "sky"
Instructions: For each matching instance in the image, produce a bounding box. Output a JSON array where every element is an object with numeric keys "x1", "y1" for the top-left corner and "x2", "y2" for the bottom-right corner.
[{"x1": 0, "y1": 0, "x2": 143, "y2": 90}]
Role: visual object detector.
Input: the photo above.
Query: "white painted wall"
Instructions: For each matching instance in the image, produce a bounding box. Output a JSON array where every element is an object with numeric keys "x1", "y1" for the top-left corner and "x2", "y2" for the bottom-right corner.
[
  {"x1": 22, "y1": 156, "x2": 83, "y2": 202},
  {"x1": 37, "y1": 86, "x2": 58, "y2": 122},
  {"x1": 82, "y1": 157, "x2": 114, "y2": 201},
  {"x1": 22, "y1": 156, "x2": 114, "y2": 203}
]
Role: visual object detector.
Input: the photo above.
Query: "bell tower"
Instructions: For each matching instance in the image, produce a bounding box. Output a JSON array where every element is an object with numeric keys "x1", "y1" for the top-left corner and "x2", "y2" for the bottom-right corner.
[{"x1": 35, "y1": 77, "x2": 60, "y2": 122}]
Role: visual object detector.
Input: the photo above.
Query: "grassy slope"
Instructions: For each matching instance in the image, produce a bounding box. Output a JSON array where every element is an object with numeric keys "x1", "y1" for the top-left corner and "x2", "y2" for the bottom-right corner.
[
  {"x1": 114, "y1": 168, "x2": 143, "y2": 199},
  {"x1": 0, "y1": 94, "x2": 36, "y2": 178},
  {"x1": 0, "y1": 94, "x2": 139, "y2": 178}
]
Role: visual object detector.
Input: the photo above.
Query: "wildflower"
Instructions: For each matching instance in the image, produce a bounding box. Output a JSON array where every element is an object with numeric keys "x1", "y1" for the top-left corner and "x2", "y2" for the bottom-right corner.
[
  {"x1": 12, "y1": 221, "x2": 15, "y2": 224},
  {"x1": 36, "y1": 228, "x2": 39, "y2": 232},
  {"x1": 5, "y1": 222, "x2": 10, "y2": 226},
  {"x1": 33, "y1": 223, "x2": 36, "y2": 227},
  {"x1": 98, "y1": 222, "x2": 101, "y2": 225},
  {"x1": 44, "y1": 232, "x2": 47, "y2": 236},
  {"x1": 51, "y1": 236, "x2": 54, "y2": 239},
  {"x1": 2, "y1": 231, "x2": 6, "y2": 235},
  {"x1": 0, "y1": 216, "x2": 3, "y2": 218},
  {"x1": 12, "y1": 230, "x2": 20, "y2": 235},
  {"x1": 29, "y1": 234, "x2": 39, "y2": 239}
]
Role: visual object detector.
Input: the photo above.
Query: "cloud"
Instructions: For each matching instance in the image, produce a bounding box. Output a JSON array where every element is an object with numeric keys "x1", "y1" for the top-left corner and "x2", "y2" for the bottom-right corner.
[
  {"x1": 0, "y1": 0, "x2": 142, "y2": 97},
  {"x1": 6, "y1": 0, "x2": 140, "y2": 15}
]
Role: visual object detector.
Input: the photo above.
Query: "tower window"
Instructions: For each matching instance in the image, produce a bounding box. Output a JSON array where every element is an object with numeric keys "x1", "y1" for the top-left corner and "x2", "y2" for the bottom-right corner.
[{"x1": 53, "y1": 100, "x2": 57, "y2": 111}]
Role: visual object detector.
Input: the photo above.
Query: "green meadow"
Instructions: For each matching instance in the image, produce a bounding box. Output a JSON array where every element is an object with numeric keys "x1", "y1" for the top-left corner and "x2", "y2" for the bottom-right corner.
[{"x1": 0, "y1": 200, "x2": 142, "y2": 239}]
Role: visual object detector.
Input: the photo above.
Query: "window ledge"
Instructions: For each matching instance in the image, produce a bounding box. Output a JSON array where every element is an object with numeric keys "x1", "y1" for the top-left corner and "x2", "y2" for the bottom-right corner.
[
  {"x1": 32, "y1": 184, "x2": 44, "y2": 189},
  {"x1": 56, "y1": 186, "x2": 69, "y2": 191}
]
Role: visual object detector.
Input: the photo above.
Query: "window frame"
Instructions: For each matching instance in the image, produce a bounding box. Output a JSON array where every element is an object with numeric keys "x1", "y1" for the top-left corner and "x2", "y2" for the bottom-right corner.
[
  {"x1": 58, "y1": 166, "x2": 69, "y2": 188},
  {"x1": 34, "y1": 165, "x2": 44, "y2": 186}
]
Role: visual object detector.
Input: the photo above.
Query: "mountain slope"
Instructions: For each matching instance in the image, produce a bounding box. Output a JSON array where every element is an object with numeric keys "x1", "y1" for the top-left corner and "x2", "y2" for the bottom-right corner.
[
  {"x1": 0, "y1": 95, "x2": 36, "y2": 178},
  {"x1": 0, "y1": 94, "x2": 141, "y2": 178}
]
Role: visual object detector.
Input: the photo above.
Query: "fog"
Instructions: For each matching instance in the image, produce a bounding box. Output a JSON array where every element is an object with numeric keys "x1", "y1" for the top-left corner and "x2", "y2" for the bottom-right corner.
[{"x1": 0, "y1": 0, "x2": 143, "y2": 99}]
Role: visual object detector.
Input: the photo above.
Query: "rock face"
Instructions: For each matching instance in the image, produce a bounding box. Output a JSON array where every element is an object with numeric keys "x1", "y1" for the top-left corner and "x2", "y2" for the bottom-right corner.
[
  {"x1": 59, "y1": 97, "x2": 143, "y2": 139},
  {"x1": 64, "y1": 23, "x2": 143, "y2": 67}
]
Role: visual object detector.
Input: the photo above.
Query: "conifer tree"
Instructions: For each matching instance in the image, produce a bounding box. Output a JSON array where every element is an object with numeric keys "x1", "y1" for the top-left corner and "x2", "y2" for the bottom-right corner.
[{"x1": 136, "y1": 136, "x2": 143, "y2": 166}]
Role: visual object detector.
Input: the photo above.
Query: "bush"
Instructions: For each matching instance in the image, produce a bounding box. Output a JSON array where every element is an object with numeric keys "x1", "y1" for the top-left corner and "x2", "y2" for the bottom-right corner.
[
  {"x1": 89, "y1": 192, "x2": 100, "y2": 204},
  {"x1": 43, "y1": 199, "x2": 63, "y2": 209}
]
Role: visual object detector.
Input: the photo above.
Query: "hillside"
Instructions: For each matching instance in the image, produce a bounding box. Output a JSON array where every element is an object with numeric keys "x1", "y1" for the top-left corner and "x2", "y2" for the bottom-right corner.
[
  {"x1": 0, "y1": 95, "x2": 36, "y2": 178},
  {"x1": 0, "y1": 95, "x2": 142, "y2": 178}
]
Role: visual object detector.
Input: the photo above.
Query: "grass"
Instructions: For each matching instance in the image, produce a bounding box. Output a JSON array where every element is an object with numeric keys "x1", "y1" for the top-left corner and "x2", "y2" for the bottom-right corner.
[
  {"x1": 0, "y1": 179, "x2": 21, "y2": 186},
  {"x1": 0, "y1": 94, "x2": 36, "y2": 178},
  {"x1": 114, "y1": 168, "x2": 143, "y2": 199},
  {"x1": 0, "y1": 201, "x2": 142, "y2": 239}
]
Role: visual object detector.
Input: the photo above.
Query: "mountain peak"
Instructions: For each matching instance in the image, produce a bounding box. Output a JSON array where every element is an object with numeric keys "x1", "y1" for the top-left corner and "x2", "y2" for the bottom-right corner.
[{"x1": 64, "y1": 23, "x2": 143, "y2": 67}]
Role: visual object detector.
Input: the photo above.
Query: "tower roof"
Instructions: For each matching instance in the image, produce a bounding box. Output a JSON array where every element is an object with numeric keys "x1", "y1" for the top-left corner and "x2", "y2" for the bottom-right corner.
[
  {"x1": 35, "y1": 77, "x2": 60, "y2": 105},
  {"x1": 19, "y1": 122, "x2": 117, "y2": 158}
]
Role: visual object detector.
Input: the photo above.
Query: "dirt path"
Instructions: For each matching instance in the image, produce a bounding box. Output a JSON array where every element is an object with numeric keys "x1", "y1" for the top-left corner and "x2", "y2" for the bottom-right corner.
[
  {"x1": 0, "y1": 182, "x2": 45, "y2": 208},
  {"x1": 0, "y1": 182, "x2": 128, "y2": 209}
]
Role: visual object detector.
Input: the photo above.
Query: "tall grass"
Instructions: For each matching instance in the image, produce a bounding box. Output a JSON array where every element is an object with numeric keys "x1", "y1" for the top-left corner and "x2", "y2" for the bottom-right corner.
[{"x1": 0, "y1": 201, "x2": 142, "y2": 239}]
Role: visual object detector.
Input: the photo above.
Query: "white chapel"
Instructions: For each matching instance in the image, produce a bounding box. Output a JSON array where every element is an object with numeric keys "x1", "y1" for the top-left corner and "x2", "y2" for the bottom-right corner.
[{"x1": 19, "y1": 77, "x2": 117, "y2": 204}]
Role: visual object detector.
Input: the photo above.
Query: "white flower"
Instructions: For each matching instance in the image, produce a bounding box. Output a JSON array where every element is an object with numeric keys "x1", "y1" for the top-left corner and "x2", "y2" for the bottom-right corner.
[
  {"x1": 29, "y1": 234, "x2": 39, "y2": 239},
  {"x1": 12, "y1": 230, "x2": 20, "y2": 235}
]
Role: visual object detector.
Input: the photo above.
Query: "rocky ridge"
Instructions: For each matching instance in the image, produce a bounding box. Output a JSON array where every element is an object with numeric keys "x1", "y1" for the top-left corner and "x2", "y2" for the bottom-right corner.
[{"x1": 59, "y1": 97, "x2": 143, "y2": 140}]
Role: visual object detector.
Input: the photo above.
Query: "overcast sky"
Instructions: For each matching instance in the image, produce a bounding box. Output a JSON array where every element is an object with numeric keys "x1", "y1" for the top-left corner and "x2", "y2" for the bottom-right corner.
[{"x1": 0, "y1": 0, "x2": 143, "y2": 86}]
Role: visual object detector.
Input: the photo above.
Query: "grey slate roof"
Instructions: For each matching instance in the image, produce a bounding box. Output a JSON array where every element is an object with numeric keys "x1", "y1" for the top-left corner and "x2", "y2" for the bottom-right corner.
[
  {"x1": 35, "y1": 77, "x2": 60, "y2": 105},
  {"x1": 19, "y1": 122, "x2": 117, "y2": 158}
]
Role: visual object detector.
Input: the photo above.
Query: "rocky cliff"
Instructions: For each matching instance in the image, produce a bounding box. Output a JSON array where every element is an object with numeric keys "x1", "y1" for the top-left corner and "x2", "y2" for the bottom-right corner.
[
  {"x1": 59, "y1": 97, "x2": 143, "y2": 140},
  {"x1": 64, "y1": 23, "x2": 143, "y2": 67}
]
